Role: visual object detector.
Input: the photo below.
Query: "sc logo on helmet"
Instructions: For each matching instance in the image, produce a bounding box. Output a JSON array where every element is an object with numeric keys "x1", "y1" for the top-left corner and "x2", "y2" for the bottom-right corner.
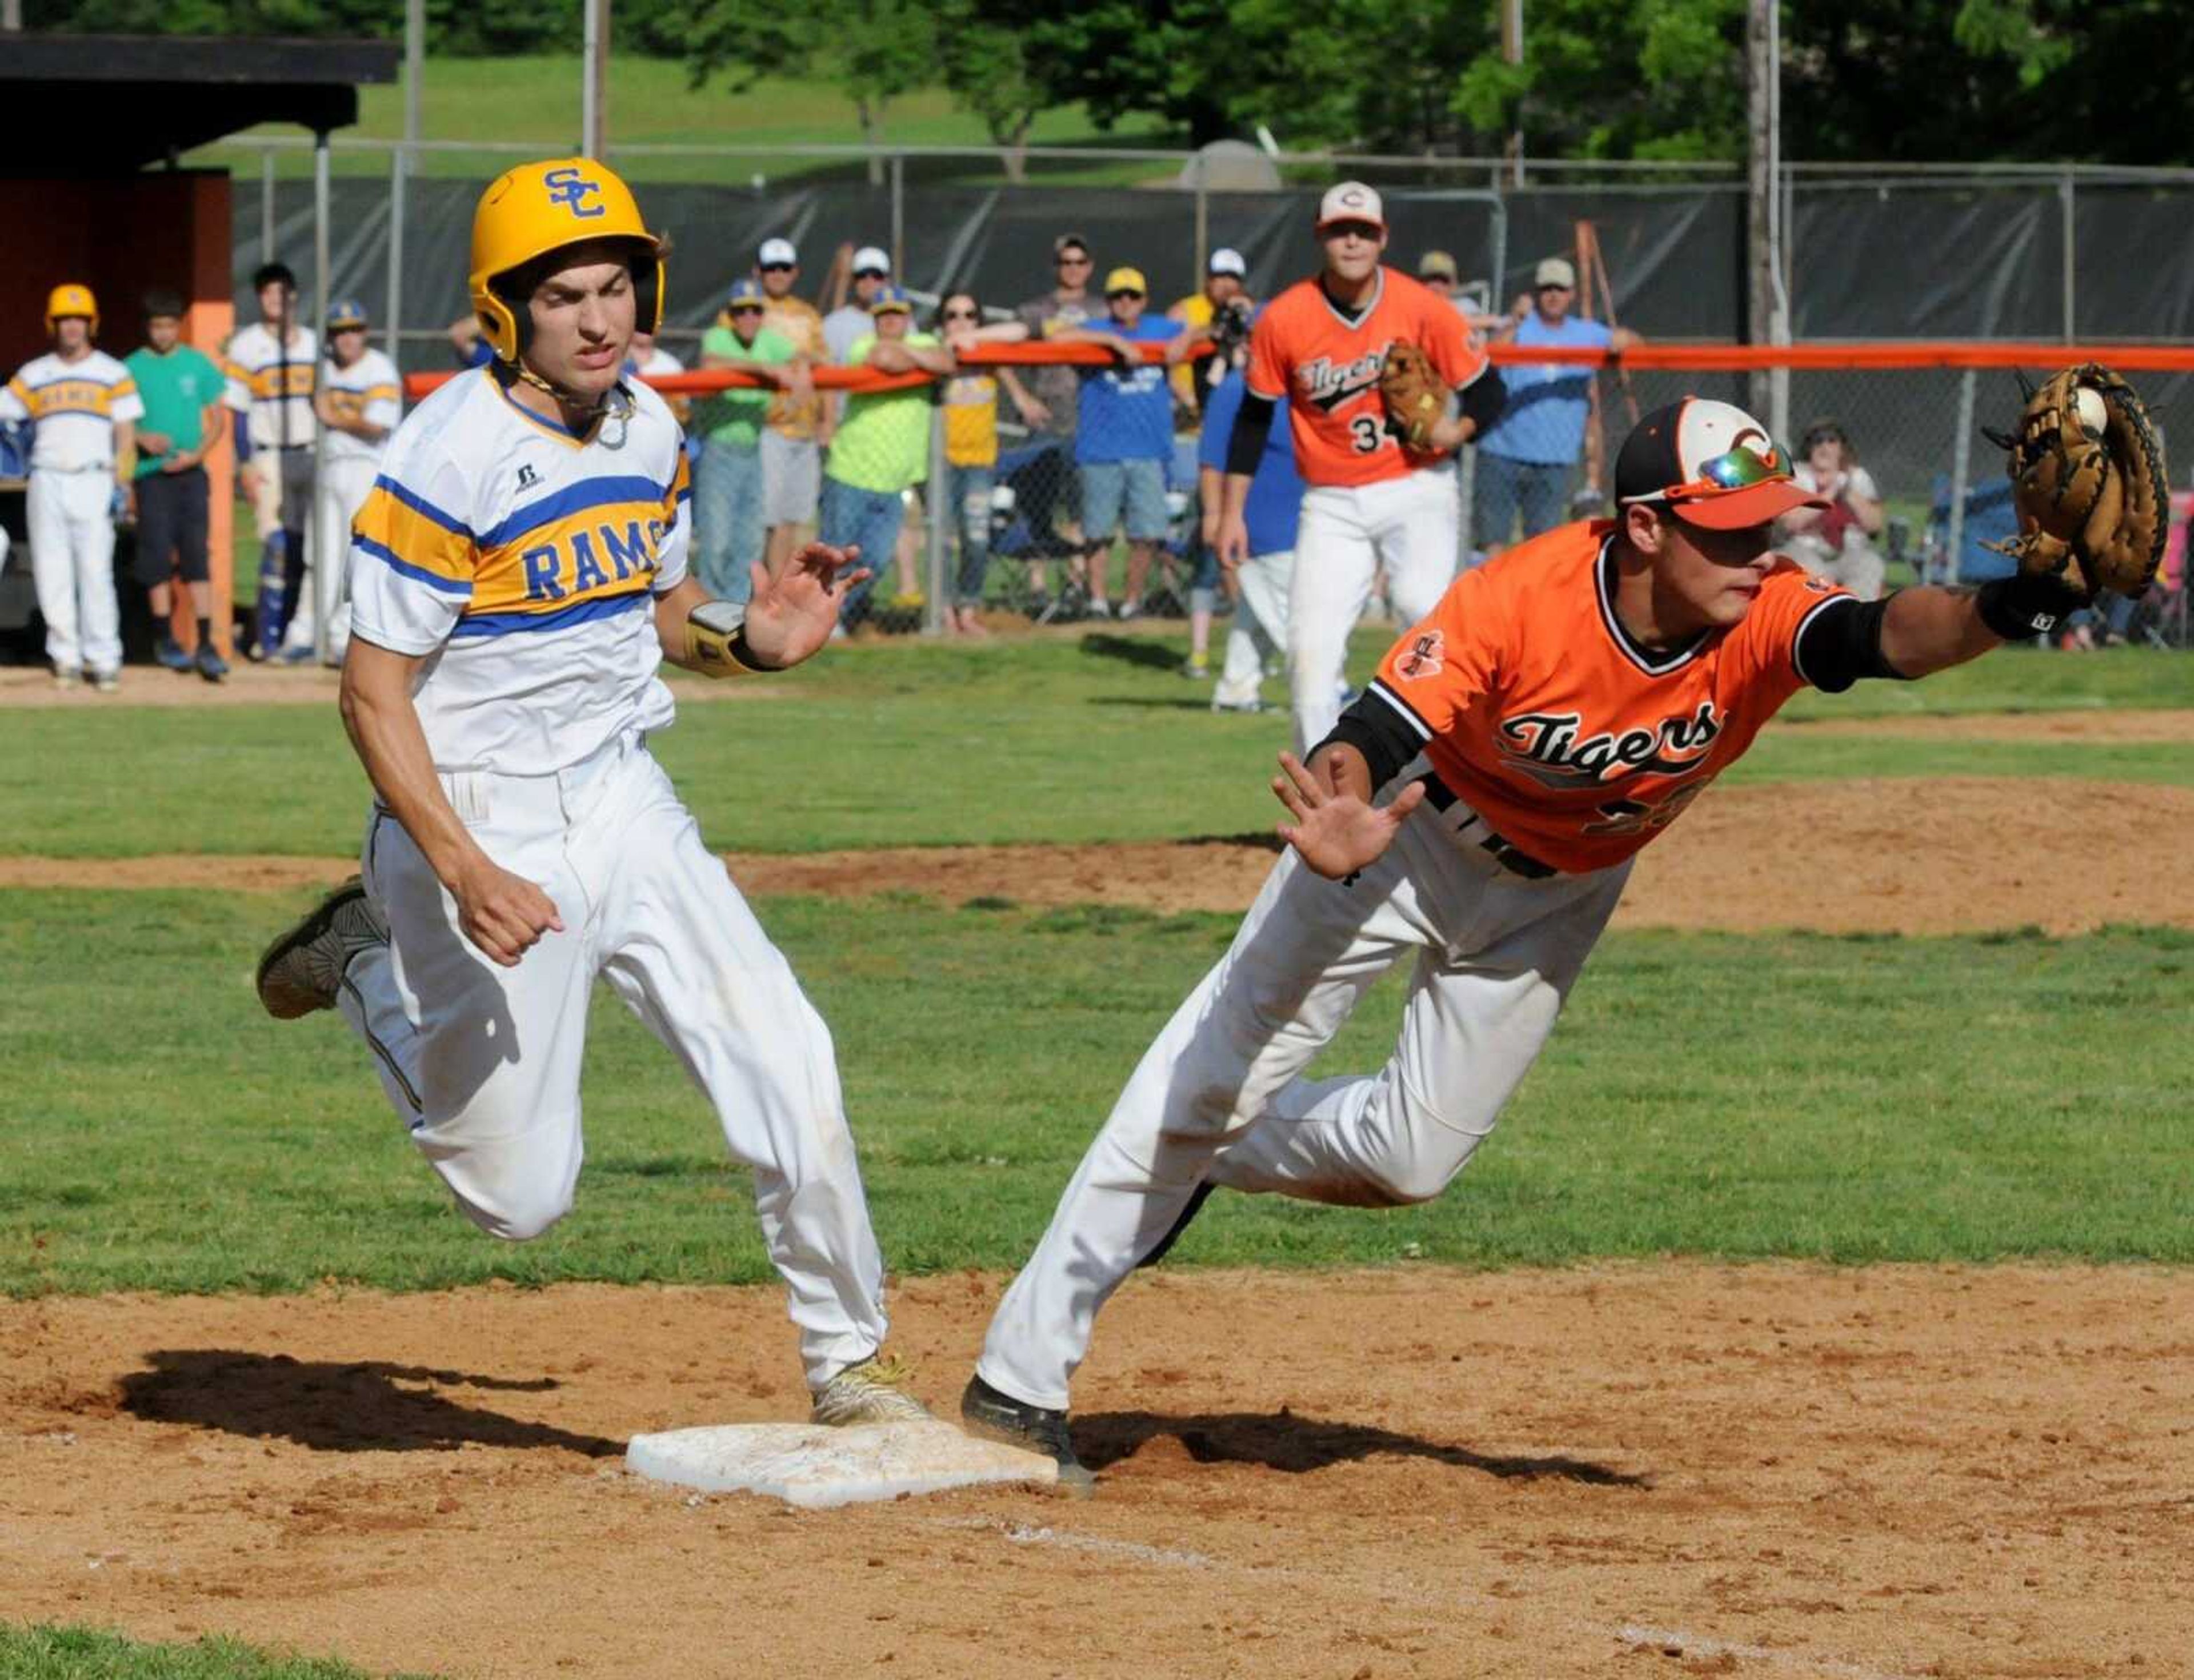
[{"x1": 543, "y1": 167, "x2": 606, "y2": 219}]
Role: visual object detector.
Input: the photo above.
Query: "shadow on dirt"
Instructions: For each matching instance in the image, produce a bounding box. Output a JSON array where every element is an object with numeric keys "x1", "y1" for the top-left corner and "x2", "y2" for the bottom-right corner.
[
  {"x1": 1075, "y1": 1408, "x2": 1649, "y2": 1486},
  {"x1": 117, "y1": 1348, "x2": 623, "y2": 1457}
]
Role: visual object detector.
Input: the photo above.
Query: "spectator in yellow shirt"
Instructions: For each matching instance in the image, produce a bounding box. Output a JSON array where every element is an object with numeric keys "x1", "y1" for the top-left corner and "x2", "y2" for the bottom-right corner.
[{"x1": 932, "y1": 290, "x2": 1031, "y2": 636}]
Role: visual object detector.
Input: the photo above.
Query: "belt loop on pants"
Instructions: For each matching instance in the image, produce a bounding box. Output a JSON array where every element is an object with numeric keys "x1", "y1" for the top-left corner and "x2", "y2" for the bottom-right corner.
[{"x1": 1415, "y1": 773, "x2": 1560, "y2": 880}]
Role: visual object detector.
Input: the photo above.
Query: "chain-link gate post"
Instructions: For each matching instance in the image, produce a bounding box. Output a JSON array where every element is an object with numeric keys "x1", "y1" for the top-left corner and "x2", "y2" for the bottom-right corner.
[
  {"x1": 1947, "y1": 368, "x2": 1976, "y2": 587},
  {"x1": 386, "y1": 143, "x2": 406, "y2": 364},
  {"x1": 924, "y1": 388, "x2": 948, "y2": 635}
]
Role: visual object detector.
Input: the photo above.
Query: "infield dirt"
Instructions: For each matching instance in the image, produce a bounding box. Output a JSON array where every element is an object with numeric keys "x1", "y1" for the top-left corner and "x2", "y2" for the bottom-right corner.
[
  {"x1": 4, "y1": 1265, "x2": 2187, "y2": 1679},
  {"x1": 7, "y1": 775, "x2": 2191, "y2": 936}
]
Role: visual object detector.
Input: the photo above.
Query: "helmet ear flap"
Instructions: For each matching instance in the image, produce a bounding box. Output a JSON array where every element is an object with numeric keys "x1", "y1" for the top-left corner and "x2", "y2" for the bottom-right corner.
[
  {"x1": 479, "y1": 282, "x2": 527, "y2": 361},
  {"x1": 632, "y1": 248, "x2": 665, "y2": 338}
]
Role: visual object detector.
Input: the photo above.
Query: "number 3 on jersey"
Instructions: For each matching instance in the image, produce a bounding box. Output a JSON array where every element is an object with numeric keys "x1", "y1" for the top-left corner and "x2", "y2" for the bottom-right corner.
[{"x1": 1348, "y1": 414, "x2": 1384, "y2": 453}]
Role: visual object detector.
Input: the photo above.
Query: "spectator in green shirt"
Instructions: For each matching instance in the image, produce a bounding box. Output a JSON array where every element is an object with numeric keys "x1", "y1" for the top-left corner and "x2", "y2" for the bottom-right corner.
[
  {"x1": 823, "y1": 285, "x2": 956, "y2": 630},
  {"x1": 124, "y1": 290, "x2": 228, "y2": 682},
  {"x1": 694, "y1": 278, "x2": 806, "y2": 602}
]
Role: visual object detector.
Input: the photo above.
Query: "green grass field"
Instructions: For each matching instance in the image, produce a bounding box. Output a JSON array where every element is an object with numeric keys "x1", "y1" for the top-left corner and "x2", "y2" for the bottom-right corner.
[
  {"x1": 4, "y1": 624, "x2": 2189, "y2": 1679},
  {"x1": 2, "y1": 633, "x2": 2190, "y2": 1298},
  {"x1": 0, "y1": 1626, "x2": 402, "y2": 1680},
  {"x1": 4, "y1": 635, "x2": 2191, "y2": 860},
  {"x1": 186, "y1": 57, "x2": 1178, "y2": 185}
]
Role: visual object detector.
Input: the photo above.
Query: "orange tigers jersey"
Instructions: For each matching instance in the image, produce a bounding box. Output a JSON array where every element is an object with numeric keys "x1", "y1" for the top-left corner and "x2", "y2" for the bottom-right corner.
[
  {"x1": 1246, "y1": 266, "x2": 1489, "y2": 488},
  {"x1": 1366, "y1": 520, "x2": 1851, "y2": 874}
]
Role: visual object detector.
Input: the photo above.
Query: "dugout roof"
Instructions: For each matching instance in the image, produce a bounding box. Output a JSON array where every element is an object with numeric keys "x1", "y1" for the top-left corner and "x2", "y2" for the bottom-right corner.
[{"x1": 3, "y1": 34, "x2": 401, "y2": 174}]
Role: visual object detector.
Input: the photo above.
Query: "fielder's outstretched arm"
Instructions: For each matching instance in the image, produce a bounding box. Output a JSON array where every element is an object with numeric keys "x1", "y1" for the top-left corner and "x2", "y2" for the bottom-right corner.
[
  {"x1": 339, "y1": 640, "x2": 564, "y2": 967},
  {"x1": 1796, "y1": 574, "x2": 2082, "y2": 687}
]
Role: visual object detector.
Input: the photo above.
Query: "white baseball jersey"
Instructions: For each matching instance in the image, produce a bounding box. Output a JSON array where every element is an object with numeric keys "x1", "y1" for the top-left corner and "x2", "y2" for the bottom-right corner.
[
  {"x1": 319, "y1": 348, "x2": 403, "y2": 468},
  {"x1": 0, "y1": 351, "x2": 143, "y2": 471},
  {"x1": 347, "y1": 366, "x2": 692, "y2": 775},
  {"x1": 223, "y1": 323, "x2": 319, "y2": 449}
]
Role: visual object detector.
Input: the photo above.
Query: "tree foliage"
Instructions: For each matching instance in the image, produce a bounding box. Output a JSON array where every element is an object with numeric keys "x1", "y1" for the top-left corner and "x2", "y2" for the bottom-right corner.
[{"x1": 27, "y1": 0, "x2": 2193, "y2": 166}]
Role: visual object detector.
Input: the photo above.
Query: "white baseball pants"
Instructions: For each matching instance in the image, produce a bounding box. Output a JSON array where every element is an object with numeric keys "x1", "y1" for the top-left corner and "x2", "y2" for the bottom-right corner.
[
  {"x1": 338, "y1": 733, "x2": 892, "y2": 1389},
  {"x1": 285, "y1": 454, "x2": 376, "y2": 661},
  {"x1": 1288, "y1": 467, "x2": 1460, "y2": 752},
  {"x1": 28, "y1": 468, "x2": 121, "y2": 676},
  {"x1": 1212, "y1": 547, "x2": 1291, "y2": 709},
  {"x1": 978, "y1": 783, "x2": 1630, "y2": 1410}
]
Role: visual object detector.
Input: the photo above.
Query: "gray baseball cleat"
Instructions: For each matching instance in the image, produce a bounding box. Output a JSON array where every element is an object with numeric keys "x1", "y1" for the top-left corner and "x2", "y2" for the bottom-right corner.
[
  {"x1": 960, "y1": 1374, "x2": 1095, "y2": 1494},
  {"x1": 811, "y1": 1354, "x2": 931, "y2": 1426},
  {"x1": 255, "y1": 876, "x2": 387, "y2": 1020}
]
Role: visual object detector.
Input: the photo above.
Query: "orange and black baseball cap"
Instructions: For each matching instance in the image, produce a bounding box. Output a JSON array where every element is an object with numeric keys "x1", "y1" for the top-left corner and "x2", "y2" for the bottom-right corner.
[{"x1": 1614, "y1": 398, "x2": 1828, "y2": 531}]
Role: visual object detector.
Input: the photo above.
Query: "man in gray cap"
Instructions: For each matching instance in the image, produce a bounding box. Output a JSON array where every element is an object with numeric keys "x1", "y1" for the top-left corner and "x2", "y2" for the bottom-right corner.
[{"x1": 1476, "y1": 254, "x2": 1644, "y2": 555}]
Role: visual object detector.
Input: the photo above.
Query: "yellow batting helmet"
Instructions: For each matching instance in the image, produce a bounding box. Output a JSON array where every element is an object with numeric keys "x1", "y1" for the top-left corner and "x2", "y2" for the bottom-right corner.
[
  {"x1": 45, "y1": 283, "x2": 99, "y2": 336},
  {"x1": 469, "y1": 158, "x2": 663, "y2": 364}
]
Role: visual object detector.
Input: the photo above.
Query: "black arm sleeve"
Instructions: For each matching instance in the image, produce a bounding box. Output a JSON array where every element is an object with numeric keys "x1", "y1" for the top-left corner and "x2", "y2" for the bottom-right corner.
[
  {"x1": 1792, "y1": 594, "x2": 1911, "y2": 692},
  {"x1": 1224, "y1": 392, "x2": 1277, "y2": 477},
  {"x1": 1310, "y1": 690, "x2": 1424, "y2": 793},
  {"x1": 1459, "y1": 366, "x2": 1506, "y2": 437}
]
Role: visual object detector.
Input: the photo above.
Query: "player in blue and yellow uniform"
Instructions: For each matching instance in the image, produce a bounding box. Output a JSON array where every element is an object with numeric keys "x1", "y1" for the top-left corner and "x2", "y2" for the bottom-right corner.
[{"x1": 253, "y1": 159, "x2": 928, "y2": 1426}]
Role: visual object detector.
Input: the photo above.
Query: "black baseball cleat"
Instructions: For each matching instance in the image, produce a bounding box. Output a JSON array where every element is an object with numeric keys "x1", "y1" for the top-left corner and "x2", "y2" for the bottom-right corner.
[
  {"x1": 1135, "y1": 1180, "x2": 1216, "y2": 1269},
  {"x1": 255, "y1": 876, "x2": 387, "y2": 1020},
  {"x1": 960, "y1": 1375, "x2": 1095, "y2": 1495}
]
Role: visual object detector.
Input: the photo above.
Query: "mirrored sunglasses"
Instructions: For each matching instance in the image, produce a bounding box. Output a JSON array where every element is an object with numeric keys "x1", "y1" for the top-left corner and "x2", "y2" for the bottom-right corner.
[
  {"x1": 760, "y1": 262, "x2": 794, "y2": 273},
  {"x1": 1660, "y1": 443, "x2": 1789, "y2": 503}
]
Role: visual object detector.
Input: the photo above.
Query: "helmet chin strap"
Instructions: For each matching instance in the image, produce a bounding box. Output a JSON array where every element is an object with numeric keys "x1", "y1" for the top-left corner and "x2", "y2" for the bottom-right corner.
[{"x1": 498, "y1": 354, "x2": 634, "y2": 431}]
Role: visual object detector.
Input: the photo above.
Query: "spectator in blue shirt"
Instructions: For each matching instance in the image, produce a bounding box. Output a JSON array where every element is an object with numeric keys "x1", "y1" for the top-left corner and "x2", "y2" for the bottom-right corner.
[
  {"x1": 1054, "y1": 266, "x2": 1184, "y2": 619},
  {"x1": 1197, "y1": 363, "x2": 1303, "y2": 716},
  {"x1": 1474, "y1": 255, "x2": 1643, "y2": 555}
]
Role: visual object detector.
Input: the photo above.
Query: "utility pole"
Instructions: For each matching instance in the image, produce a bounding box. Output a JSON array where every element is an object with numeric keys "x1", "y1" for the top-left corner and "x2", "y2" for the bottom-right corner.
[
  {"x1": 582, "y1": 0, "x2": 611, "y2": 158},
  {"x1": 1500, "y1": 0, "x2": 1524, "y2": 188},
  {"x1": 1745, "y1": 0, "x2": 1779, "y2": 424}
]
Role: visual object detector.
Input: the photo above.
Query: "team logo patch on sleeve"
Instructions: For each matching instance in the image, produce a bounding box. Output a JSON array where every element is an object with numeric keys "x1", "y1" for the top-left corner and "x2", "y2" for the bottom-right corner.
[{"x1": 1396, "y1": 629, "x2": 1446, "y2": 681}]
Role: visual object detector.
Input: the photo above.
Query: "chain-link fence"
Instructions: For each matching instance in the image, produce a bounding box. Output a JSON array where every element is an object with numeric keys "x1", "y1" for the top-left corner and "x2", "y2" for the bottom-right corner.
[{"x1": 676, "y1": 340, "x2": 2187, "y2": 643}]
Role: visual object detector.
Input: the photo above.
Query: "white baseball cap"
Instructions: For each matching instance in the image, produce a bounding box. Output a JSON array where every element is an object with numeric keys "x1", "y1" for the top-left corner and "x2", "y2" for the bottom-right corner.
[
  {"x1": 758, "y1": 237, "x2": 798, "y2": 267},
  {"x1": 1315, "y1": 181, "x2": 1385, "y2": 231},
  {"x1": 1615, "y1": 398, "x2": 1828, "y2": 531},
  {"x1": 852, "y1": 245, "x2": 891, "y2": 276},
  {"x1": 1535, "y1": 256, "x2": 1577, "y2": 289},
  {"x1": 1207, "y1": 247, "x2": 1246, "y2": 277}
]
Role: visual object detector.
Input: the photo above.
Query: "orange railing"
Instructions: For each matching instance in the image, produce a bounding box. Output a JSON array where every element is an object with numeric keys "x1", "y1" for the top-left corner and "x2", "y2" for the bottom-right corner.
[{"x1": 403, "y1": 339, "x2": 2194, "y2": 402}]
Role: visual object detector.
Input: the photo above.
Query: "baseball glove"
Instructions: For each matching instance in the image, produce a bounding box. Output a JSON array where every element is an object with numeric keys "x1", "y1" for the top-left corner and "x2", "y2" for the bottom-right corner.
[
  {"x1": 1379, "y1": 341, "x2": 1450, "y2": 452},
  {"x1": 1983, "y1": 363, "x2": 2168, "y2": 600}
]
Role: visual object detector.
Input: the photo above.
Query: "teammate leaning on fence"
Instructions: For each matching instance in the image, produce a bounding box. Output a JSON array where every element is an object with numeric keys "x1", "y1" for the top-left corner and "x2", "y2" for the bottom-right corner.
[
  {"x1": 251, "y1": 157, "x2": 927, "y2": 1429},
  {"x1": 1, "y1": 283, "x2": 142, "y2": 692},
  {"x1": 963, "y1": 394, "x2": 2142, "y2": 1490},
  {"x1": 1216, "y1": 182, "x2": 1508, "y2": 753}
]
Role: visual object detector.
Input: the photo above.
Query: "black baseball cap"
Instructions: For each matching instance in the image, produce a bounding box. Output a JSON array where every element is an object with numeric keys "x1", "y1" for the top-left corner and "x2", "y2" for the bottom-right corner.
[{"x1": 1615, "y1": 398, "x2": 1827, "y2": 531}]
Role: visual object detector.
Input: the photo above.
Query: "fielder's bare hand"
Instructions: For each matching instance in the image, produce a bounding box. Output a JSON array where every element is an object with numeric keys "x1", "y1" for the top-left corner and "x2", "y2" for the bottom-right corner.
[
  {"x1": 743, "y1": 541, "x2": 871, "y2": 669},
  {"x1": 1272, "y1": 751, "x2": 1425, "y2": 880},
  {"x1": 1215, "y1": 508, "x2": 1251, "y2": 571},
  {"x1": 452, "y1": 857, "x2": 564, "y2": 967}
]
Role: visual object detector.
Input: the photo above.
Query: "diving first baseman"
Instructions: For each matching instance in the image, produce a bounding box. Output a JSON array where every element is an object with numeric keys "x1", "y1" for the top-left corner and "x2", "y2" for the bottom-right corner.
[
  {"x1": 253, "y1": 158, "x2": 926, "y2": 1426},
  {"x1": 963, "y1": 395, "x2": 2128, "y2": 1489},
  {"x1": 1216, "y1": 183, "x2": 1506, "y2": 752}
]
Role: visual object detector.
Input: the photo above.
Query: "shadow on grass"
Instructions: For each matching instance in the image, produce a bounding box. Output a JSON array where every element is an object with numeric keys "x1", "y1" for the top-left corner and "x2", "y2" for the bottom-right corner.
[
  {"x1": 1074, "y1": 1408, "x2": 1649, "y2": 1486},
  {"x1": 1079, "y1": 632, "x2": 1187, "y2": 672},
  {"x1": 117, "y1": 1349, "x2": 623, "y2": 1458}
]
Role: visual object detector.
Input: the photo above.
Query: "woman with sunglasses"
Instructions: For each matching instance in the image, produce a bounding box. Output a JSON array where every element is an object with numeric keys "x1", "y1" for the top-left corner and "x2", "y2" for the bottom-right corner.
[
  {"x1": 931, "y1": 291, "x2": 1030, "y2": 635},
  {"x1": 964, "y1": 394, "x2": 2095, "y2": 1487},
  {"x1": 1779, "y1": 417, "x2": 1886, "y2": 600}
]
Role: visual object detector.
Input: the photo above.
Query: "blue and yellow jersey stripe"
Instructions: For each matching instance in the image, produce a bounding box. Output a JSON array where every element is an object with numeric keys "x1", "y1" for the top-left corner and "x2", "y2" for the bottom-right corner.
[
  {"x1": 353, "y1": 462, "x2": 688, "y2": 639},
  {"x1": 351, "y1": 476, "x2": 475, "y2": 598},
  {"x1": 12, "y1": 371, "x2": 137, "y2": 424},
  {"x1": 228, "y1": 360, "x2": 316, "y2": 400}
]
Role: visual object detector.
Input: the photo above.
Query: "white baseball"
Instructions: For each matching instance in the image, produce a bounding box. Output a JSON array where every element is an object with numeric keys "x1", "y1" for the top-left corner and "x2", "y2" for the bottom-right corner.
[{"x1": 2075, "y1": 387, "x2": 2108, "y2": 433}]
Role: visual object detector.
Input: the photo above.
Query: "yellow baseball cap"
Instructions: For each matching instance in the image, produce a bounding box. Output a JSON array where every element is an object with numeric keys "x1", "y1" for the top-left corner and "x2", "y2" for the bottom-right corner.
[{"x1": 1104, "y1": 267, "x2": 1147, "y2": 296}]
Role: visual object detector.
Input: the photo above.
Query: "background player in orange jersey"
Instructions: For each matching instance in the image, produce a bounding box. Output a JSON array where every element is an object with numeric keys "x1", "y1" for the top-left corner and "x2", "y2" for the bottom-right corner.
[
  {"x1": 1215, "y1": 182, "x2": 1508, "y2": 752},
  {"x1": 963, "y1": 396, "x2": 2092, "y2": 1489}
]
